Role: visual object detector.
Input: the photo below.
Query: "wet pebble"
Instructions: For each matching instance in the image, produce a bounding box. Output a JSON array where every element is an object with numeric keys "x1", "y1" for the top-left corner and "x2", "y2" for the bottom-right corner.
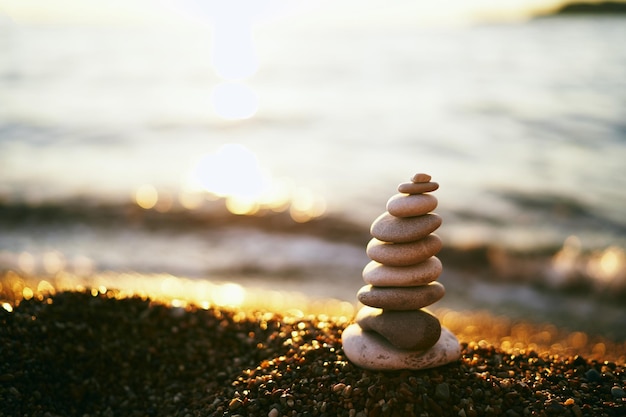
[
  {"x1": 434, "y1": 382, "x2": 450, "y2": 400},
  {"x1": 585, "y1": 368, "x2": 602, "y2": 382}
]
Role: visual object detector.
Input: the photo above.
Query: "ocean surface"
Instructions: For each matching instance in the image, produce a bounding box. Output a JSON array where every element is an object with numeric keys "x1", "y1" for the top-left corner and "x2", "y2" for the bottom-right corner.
[{"x1": 1, "y1": 12, "x2": 625, "y2": 337}]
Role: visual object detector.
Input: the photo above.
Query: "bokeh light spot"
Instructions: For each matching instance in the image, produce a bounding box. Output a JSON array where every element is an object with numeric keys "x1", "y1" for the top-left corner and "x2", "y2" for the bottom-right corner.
[
  {"x1": 587, "y1": 246, "x2": 625, "y2": 285},
  {"x1": 37, "y1": 280, "x2": 56, "y2": 296},
  {"x1": 22, "y1": 286, "x2": 34, "y2": 300},
  {"x1": 135, "y1": 184, "x2": 158, "y2": 209},
  {"x1": 600, "y1": 247, "x2": 622, "y2": 277},
  {"x1": 289, "y1": 187, "x2": 326, "y2": 223}
]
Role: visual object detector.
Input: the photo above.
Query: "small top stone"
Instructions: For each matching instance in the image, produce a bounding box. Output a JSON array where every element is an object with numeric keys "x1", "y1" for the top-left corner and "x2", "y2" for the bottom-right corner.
[{"x1": 412, "y1": 173, "x2": 432, "y2": 183}]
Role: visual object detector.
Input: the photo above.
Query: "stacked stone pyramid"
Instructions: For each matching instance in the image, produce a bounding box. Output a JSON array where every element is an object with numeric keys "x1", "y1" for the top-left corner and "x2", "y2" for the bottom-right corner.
[{"x1": 342, "y1": 173, "x2": 461, "y2": 370}]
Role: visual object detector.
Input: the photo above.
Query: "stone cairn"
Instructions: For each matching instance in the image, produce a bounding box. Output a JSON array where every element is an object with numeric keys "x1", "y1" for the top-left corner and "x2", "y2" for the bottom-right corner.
[{"x1": 342, "y1": 173, "x2": 461, "y2": 370}]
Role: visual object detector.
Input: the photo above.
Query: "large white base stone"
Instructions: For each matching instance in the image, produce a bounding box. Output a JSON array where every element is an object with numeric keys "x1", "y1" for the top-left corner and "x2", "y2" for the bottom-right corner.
[{"x1": 342, "y1": 324, "x2": 461, "y2": 371}]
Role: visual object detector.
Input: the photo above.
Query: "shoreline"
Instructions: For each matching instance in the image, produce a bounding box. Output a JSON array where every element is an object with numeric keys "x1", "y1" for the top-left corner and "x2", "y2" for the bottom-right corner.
[
  {"x1": 2, "y1": 198, "x2": 625, "y2": 309},
  {"x1": 1, "y1": 285, "x2": 625, "y2": 416}
]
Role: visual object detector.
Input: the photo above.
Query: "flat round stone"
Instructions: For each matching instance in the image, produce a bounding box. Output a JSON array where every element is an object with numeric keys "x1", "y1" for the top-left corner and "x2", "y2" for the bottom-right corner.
[
  {"x1": 397, "y1": 181, "x2": 439, "y2": 195},
  {"x1": 370, "y1": 212, "x2": 442, "y2": 243},
  {"x1": 357, "y1": 282, "x2": 445, "y2": 310},
  {"x1": 362, "y1": 257, "x2": 442, "y2": 287},
  {"x1": 356, "y1": 306, "x2": 441, "y2": 350},
  {"x1": 411, "y1": 173, "x2": 432, "y2": 183},
  {"x1": 386, "y1": 194, "x2": 437, "y2": 218},
  {"x1": 342, "y1": 324, "x2": 461, "y2": 370},
  {"x1": 366, "y1": 235, "x2": 442, "y2": 267}
]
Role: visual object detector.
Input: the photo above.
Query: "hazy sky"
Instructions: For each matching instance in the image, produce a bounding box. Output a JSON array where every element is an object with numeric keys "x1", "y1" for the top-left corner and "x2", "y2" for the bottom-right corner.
[{"x1": 0, "y1": 0, "x2": 575, "y2": 27}]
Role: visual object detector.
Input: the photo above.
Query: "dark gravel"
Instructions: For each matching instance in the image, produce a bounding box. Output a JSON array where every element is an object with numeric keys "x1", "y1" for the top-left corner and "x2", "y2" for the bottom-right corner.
[{"x1": 1, "y1": 291, "x2": 624, "y2": 417}]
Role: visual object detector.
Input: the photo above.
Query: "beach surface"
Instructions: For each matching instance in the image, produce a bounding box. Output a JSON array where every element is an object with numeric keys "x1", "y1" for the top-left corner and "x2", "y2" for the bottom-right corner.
[{"x1": 1, "y1": 282, "x2": 624, "y2": 417}]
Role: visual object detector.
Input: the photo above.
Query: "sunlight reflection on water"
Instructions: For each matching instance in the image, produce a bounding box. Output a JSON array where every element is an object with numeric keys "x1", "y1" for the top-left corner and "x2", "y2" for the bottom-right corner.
[
  {"x1": 191, "y1": 143, "x2": 270, "y2": 200},
  {"x1": 211, "y1": 82, "x2": 258, "y2": 119},
  {"x1": 184, "y1": 143, "x2": 326, "y2": 220},
  {"x1": 174, "y1": 0, "x2": 268, "y2": 119}
]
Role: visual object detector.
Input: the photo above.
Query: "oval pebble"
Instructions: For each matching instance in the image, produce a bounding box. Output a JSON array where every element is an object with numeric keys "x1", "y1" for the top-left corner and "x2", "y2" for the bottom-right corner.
[
  {"x1": 362, "y1": 257, "x2": 442, "y2": 287},
  {"x1": 370, "y1": 212, "x2": 442, "y2": 243},
  {"x1": 611, "y1": 386, "x2": 625, "y2": 398},
  {"x1": 397, "y1": 181, "x2": 439, "y2": 195},
  {"x1": 356, "y1": 306, "x2": 441, "y2": 350},
  {"x1": 366, "y1": 235, "x2": 442, "y2": 267},
  {"x1": 357, "y1": 282, "x2": 445, "y2": 310},
  {"x1": 341, "y1": 324, "x2": 460, "y2": 371},
  {"x1": 386, "y1": 194, "x2": 437, "y2": 218}
]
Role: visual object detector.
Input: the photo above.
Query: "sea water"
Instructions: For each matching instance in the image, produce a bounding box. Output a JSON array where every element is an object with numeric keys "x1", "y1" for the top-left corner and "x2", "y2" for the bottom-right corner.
[{"x1": 1, "y1": 14, "x2": 625, "y2": 330}]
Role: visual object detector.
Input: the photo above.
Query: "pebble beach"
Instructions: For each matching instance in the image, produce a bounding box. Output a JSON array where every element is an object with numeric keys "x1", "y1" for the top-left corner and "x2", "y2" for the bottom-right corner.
[{"x1": 1, "y1": 285, "x2": 625, "y2": 417}]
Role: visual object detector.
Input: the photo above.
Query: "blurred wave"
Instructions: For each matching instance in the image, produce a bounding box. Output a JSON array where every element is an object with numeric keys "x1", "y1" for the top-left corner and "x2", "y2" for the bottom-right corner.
[{"x1": 1, "y1": 198, "x2": 624, "y2": 301}]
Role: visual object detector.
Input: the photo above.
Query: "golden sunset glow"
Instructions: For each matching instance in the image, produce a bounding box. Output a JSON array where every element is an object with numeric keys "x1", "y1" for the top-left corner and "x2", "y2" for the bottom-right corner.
[
  {"x1": 213, "y1": 282, "x2": 245, "y2": 307},
  {"x1": 0, "y1": 270, "x2": 355, "y2": 318}
]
